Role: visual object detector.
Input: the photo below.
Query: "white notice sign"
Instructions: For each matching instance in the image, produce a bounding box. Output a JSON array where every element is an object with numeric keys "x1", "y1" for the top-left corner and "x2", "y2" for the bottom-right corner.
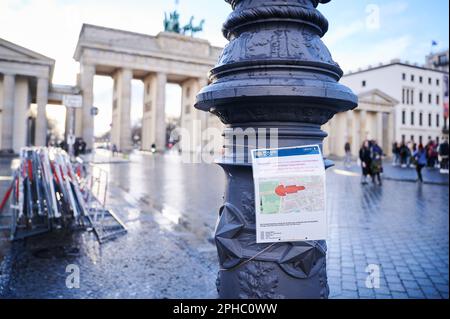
[
  {"x1": 251, "y1": 145, "x2": 327, "y2": 243},
  {"x1": 63, "y1": 95, "x2": 82, "y2": 108}
]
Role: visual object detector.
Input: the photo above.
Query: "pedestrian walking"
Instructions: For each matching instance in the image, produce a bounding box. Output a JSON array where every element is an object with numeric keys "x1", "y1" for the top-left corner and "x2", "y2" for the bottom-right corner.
[
  {"x1": 399, "y1": 142, "x2": 409, "y2": 167},
  {"x1": 410, "y1": 143, "x2": 418, "y2": 167},
  {"x1": 439, "y1": 138, "x2": 449, "y2": 174},
  {"x1": 370, "y1": 140, "x2": 383, "y2": 185},
  {"x1": 359, "y1": 140, "x2": 372, "y2": 185},
  {"x1": 112, "y1": 144, "x2": 118, "y2": 157},
  {"x1": 426, "y1": 140, "x2": 438, "y2": 168},
  {"x1": 413, "y1": 144, "x2": 427, "y2": 183},
  {"x1": 392, "y1": 142, "x2": 400, "y2": 166},
  {"x1": 344, "y1": 141, "x2": 352, "y2": 167}
]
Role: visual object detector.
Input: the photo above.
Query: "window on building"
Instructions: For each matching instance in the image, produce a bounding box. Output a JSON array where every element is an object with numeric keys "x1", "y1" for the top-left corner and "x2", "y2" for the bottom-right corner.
[
  {"x1": 411, "y1": 135, "x2": 415, "y2": 142},
  {"x1": 429, "y1": 93, "x2": 432, "y2": 104},
  {"x1": 419, "y1": 136, "x2": 423, "y2": 144},
  {"x1": 411, "y1": 111, "x2": 415, "y2": 125},
  {"x1": 437, "y1": 114, "x2": 440, "y2": 127},
  {"x1": 402, "y1": 135, "x2": 406, "y2": 143},
  {"x1": 402, "y1": 88, "x2": 405, "y2": 104},
  {"x1": 419, "y1": 76, "x2": 423, "y2": 83},
  {"x1": 419, "y1": 112, "x2": 423, "y2": 126},
  {"x1": 437, "y1": 95, "x2": 440, "y2": 105},
  {"x1": 429, "y1": 113, "x2": 432, "y2": 126},
  {"x1": 402, "y1": 73, "x2": 406, "y2": 80},
  {"x1": 411, "y1": 75, "x2": 415, "y2": 82},
  {"x1": 406, "y1": 89, "x2": 410, "y2": 105},
  {"x1": 419, "y1": 92, "x2": 423, "y2": 103},
  {"x1": 411, "y1": 90, "x2": 414, "y2": 105},
  {"x1": 402, "y1": 110, "x2": 406, "y2": 124},
  {"x1": 362, "y1": 80, "x2": 366, "y2": 87},
  {"x1": 437, "y1": 137, "x2": 440, "y2": 145},
  {"x1": 437, "y1": 79, "x2": 440, "y2": 86},
  {"x1": 428, "y1": 77, "x2": 432, "y2": 85}
]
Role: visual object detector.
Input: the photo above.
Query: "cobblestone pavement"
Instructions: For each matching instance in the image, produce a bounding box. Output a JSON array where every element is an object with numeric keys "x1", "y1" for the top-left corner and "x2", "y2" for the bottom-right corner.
[{"x1": 0, "y1": 152, "x2": 448, "y2": 299}]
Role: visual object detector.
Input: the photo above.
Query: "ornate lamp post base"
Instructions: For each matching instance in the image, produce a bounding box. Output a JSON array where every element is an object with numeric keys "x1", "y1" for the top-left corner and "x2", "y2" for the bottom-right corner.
[{"x1": 196, "y1": 0, "x2": 357, "y2": 299}]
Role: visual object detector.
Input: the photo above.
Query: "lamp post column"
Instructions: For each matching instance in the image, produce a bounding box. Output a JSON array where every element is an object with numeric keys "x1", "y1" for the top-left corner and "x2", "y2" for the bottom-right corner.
[{"x1": 195, "y1": 0, "x2": 357, "y2": 298}]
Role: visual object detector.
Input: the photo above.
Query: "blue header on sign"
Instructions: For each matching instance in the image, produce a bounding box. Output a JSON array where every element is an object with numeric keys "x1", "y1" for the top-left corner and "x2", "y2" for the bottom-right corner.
[{"x1": 253, "y1": 146, "x2": 320, "y2": 159}]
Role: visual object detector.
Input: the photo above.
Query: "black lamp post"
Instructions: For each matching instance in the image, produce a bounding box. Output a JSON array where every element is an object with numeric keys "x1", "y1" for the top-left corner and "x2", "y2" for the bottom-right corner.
[{"x1": 195, "y1": 0, "x2": 357, "y2": 299}]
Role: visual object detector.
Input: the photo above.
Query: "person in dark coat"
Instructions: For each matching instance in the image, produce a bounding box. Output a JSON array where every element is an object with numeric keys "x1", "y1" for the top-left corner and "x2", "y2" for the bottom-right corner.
[
  {"x1": 359, "y1": 140, "x2": 372, "y2": 184},
  {"x1": 370, "y1": 140, "x2": 383, "y2": 185},
  {"x1": 392, "y1": 142, "x2": 400, "y2": 166},
  {"x1": 413, "y1": 144, "x2": 427, "y2": 183},
  {"x1": 439, "y1": 138, "x2": 449, "y2": 173}
]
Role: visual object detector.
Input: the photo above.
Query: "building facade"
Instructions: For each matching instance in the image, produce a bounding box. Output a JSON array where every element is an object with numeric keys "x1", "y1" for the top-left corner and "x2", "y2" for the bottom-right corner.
[
  {"x1": 426, "y1": 50, "x2": 449, "y2": 72},
  {"x1": 73, "y1": 24, "x2": 224, "y2": 153},
  {"x1": 340, "y1": 60, "x2": 449, "y2": 147},
  {"x1": 323, "y1": 89, "x2": 397, "y2": 157},
  {"x1": 0, "y1": 38, "x2": 55, "y2": 153},
  {"x1": 1, "y1": 25, "x2": 226, "y2": 155}
]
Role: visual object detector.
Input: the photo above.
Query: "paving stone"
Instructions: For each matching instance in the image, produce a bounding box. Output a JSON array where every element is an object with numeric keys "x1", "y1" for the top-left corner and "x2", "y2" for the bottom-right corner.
[
  {"x1": 385, "y1": 275, "x2": 402, "y2": 284},
  {"x1": 388, "y1": 283, "x2": 406, "y2": 292},
  {"x1": 407, "y1": 289, "x2": 425, "y2": 299},
  {"x1": 402, "y1": 280, "x2": 420, "y2": 290},
  {"x1": 429, "y1": 275, "x2": 448, "y2": 285},
  {"x1": 391, "y1": 292, "x2": 409, "y2": 299}
]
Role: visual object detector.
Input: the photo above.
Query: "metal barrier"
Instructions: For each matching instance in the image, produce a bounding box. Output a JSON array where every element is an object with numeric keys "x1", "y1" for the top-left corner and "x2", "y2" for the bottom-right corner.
[{"x1": 0, "y1": 147, "x2": 126, "y2": 243}]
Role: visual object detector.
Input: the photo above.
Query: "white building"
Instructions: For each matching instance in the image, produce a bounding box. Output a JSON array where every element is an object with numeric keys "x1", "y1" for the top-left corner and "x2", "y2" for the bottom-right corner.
[{"x1": 341, "y1": 59, "x2": 449, "y2": 147}]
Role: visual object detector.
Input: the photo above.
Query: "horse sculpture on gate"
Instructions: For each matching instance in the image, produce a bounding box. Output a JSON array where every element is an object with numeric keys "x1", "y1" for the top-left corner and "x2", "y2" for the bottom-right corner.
[{"x1": 164, "y1": 10, "x2": 204, "y2": 37}]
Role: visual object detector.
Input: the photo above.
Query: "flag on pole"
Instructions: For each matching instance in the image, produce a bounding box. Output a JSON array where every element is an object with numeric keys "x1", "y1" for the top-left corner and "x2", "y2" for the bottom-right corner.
[{"x1": 432, "y1": 40, "x2": 438, "y2": 46}]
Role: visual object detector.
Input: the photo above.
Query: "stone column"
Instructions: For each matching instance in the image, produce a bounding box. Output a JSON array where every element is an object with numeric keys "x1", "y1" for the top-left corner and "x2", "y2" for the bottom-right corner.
[
  {"x1": 360, "y1": 110, "x2": 367, "y2": 144},
  {"x1": 1, "y1": 74, "x2": 15, "y2": 151},
  {"x1": 376, "y1": 112, "x2": 383, "y2": 146},
  {"x1": 195, "y1": 0, "x2": 357, "y2": 299},
  {"x1": 347, "y1": 111, "x2": 355, "y2": 155},
  {"x1": 180, "y1": 78, "x2": 196, "y2": 153},
  {"x1": 353, "y1": 111, "x2": 361, "y2": 156},
  {"x1": 142, "y1": 74, "x2": 155, "y2": 151},
  {"x1": 35, "y1": 77, "x2": 48, "y2": 146},
  {"x1": 197, "y1": 77, "x2": 209, "y2": 152},
  {"x1": 12, "y1": 77, "x2": 30, "y2": 153},
  {"x1": 112, "y1": 68, "x2": 133, "y2": 152},
  {"x1": 388, "y1": 111, "x2": 395, "y2": 156},
  {"x1": 328, "y1": 116, "x2": 337, "y2": 156},
  {"x1": 119, "y1": 69, "x2": 133, "y2": 152},
  {"x1": 154, "y1": 72, "x2": 167, "y2": 152},
  {"x1": 80, "y1": 64, "x2": 95, "y2": 151}
]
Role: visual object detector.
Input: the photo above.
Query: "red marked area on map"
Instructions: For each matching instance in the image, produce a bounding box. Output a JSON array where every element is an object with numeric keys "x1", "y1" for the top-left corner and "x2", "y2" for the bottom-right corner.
[{"x1": 274, "y1": 184, "x2": 306, "y2": 197}]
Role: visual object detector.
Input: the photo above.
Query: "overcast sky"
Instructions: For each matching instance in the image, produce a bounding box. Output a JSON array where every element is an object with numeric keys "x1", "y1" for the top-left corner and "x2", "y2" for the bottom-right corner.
[{"x1": 1, "y1": 0, "x2": 449, "y2": 136}]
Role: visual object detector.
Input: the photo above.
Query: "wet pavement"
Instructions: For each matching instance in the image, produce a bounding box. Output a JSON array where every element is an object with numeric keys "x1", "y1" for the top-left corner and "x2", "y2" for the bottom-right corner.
[{"x1": 0, "y1": 151, "x2": 448, "y2": 299}]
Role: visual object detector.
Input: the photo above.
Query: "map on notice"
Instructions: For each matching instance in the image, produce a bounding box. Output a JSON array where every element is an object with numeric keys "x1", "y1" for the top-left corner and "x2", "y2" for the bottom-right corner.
[{"x1": 251, "y1": 145, "x2": 327, "y2": 243}]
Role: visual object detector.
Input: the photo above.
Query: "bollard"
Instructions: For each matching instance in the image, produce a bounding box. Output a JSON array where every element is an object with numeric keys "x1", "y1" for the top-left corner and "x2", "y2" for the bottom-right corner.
[{"x1": 195, "y1": 0, "x2": 357, "y2": 299}]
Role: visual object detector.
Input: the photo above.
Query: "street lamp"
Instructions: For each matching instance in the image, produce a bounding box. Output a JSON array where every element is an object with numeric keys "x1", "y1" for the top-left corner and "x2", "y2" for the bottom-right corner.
[{"x1": 195, "y1": 0, "x2": 357, "y2": 298}]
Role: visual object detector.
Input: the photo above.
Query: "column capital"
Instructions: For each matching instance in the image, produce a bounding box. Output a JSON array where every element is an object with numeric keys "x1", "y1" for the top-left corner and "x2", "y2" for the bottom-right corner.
[
  {"x1": 80, "y1": 63, "x2": 96, "y2": 75},
  {"x1": 156, "y1": 72, "x2": 167, "y2": 82},
  {"x1": 2, "y1": 72, "x2": 16, "y2": 78}
]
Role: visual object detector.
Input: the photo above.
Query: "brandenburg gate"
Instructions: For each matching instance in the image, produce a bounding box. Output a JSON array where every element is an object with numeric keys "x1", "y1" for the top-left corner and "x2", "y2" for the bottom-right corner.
[{"x1": 73, "y1": 23, "x2": 223, "y2": 152}]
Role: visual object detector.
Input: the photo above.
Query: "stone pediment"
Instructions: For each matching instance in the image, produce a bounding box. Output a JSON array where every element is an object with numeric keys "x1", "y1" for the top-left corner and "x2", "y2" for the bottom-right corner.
[
  {"x1": 358, "y1": 89, "x2": 398, "y2": 107},
  {"x1": 0, "y1": 38, "x2": 54, "y2": 66}
]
